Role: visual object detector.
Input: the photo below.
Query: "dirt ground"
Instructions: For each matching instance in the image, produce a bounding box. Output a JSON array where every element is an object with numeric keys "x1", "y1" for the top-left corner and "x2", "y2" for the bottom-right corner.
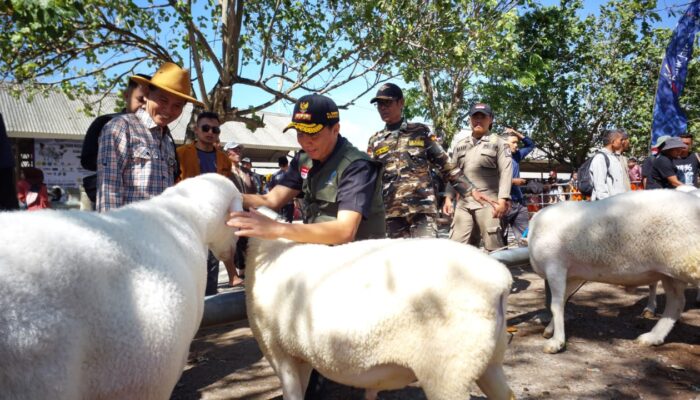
[{"x1": 171, "y1": 264, "x2": 700, "y2": 400}]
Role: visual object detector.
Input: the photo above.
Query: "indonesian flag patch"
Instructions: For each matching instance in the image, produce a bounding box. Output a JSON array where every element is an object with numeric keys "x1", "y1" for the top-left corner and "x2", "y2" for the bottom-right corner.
[{"x1": 301, "y1": 165, "x2": 310, "y2": 179}]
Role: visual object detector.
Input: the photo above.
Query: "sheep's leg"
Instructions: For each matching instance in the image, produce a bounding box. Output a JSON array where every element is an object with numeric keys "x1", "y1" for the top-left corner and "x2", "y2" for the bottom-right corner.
[
  {"x1": 543, "y1": 277, "x2": 583, "y2": 341},
  {"x1": 542, "y1": 270, "x2": 568, "y2": 353},
  {"x1": 298, "y1": 363, "x2": 314, "y2": 397},
  {"x1": 637, "y1": 277, "x2": 686, "y2": 346},
  {"x1": 364, "y1": 389, "x2": 379, "y2": 400},
  {"x1": 695, "y1": 284, "x2": 700, "y2": 305},
  {"x1": 476, "y1": 363, "x2": 515, "y2": 400},
  {"x1": 642, "y1": 282, "x2": 658, "y2": 319},
  {"x1": 269, "y1": 354, "x2": 306, "y2": 400}
]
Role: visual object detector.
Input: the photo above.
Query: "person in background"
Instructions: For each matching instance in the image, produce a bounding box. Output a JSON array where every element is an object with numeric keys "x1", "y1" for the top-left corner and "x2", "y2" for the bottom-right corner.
[
  {"x1": 643, "y1": 135, "x2": 670, "y2": 189},
  {"x1": 81, "y1": 74, "x2": 151, "y2": 208},
  {"x1": 16, "y1": 167, "x2": 50, "y2": 210},
  {"x1": 615, "y1": 130, "x2": 632, "y2": 190},
  {"x1": 366, "y1": 83, "x2": 487, "y2": 238},
  {"x1": 268, "y1": 156, "x2": 295, "y2": 223},
  {"x1": 627, "y1": 157, "x2": 642, "y2": 190},
  {"x1": 0, "y1": 113, "x2": 18, "y2": 210},
  {"x1": 568, "y1": 171, "x2": 583, "y2": 201},
  {"x1": 590, "y1": 129, "x2": 628, "y2": 200},
  {"x1": 672, "y1": 133, "x2": 699, "y2": 187},
  {"x1": 501, "y1": 127, "x2": 535, "y2": 246},
  {"x1": 648, "y1": 136, "x2": 688, "y2": 189},
  {"x1": 176, "y1": 111, "x2": 242, "y2": 292},
  {"x1": 241, "y1": 157, "x2": 265, "y2": 194},
  {"x1": 444, "y1": 103, "x2": 511, "y2": 251}
]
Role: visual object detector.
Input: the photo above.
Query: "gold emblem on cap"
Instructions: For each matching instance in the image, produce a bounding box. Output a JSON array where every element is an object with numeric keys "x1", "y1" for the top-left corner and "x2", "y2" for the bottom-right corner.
[{"x1": 299, "y1": 101, "x2": 309, "y2": 112}]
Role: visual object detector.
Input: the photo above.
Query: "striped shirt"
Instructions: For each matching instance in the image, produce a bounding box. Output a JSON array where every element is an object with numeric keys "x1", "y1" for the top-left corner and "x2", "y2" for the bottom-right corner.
[{"x1": 96, "y1": 108, "x2": 177, "y2": 212}]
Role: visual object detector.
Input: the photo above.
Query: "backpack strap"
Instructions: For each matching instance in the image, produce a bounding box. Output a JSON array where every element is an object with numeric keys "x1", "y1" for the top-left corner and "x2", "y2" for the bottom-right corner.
[{"x1": 595, "y1": 151, "x2": 613, "y2": 181}]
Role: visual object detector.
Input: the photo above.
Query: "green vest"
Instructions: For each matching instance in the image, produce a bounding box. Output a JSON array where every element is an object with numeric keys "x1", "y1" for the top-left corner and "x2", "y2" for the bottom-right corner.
[{"x1": 299, "y1": 138, "x2": 386, "y2": 240}]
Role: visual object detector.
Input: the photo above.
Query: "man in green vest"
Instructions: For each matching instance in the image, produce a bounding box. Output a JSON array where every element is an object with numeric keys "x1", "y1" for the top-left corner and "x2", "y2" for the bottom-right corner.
[
  {"x1": 227, "y1": 93, "x2": 385, "y2": 243},
  {"x1": 227, "y1": 93, "x2": 384, "y2": 399}
]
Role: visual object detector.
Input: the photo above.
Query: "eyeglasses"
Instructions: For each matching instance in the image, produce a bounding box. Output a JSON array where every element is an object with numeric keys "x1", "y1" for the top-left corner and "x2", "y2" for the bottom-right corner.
[
  {"x1": 200, "y1": 124, "x2": 221, "y2": 134},
  {"x1": 374, "y1": 100, "x2": 395, "y2": 108}
]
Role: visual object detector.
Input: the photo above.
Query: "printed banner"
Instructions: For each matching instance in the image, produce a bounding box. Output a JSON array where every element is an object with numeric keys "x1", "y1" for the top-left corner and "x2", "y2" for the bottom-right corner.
[{"x1": 34, "y1": 139, "x2": 89, "y2": 189}]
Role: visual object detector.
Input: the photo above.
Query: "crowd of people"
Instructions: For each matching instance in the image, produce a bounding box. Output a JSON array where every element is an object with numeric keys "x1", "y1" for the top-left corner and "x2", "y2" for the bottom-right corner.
[{"x1": 3, "y1": 60, "x2": 699, "y2": 399}]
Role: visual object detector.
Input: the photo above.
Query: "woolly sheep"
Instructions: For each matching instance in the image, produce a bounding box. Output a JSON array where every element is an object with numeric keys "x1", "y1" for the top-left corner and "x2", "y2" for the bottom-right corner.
[
  {"x1": 640, "y1": 186, "x2": 700, "y2": 317},
  {"x1": 244, "y1": 237, "x2": 515, "y2": 400},
  {"x1": 529, "y1": 189, "x2": 700, "y2": 354},
  {"x1": 0, "y1": 174, "x2": 241, "y2": 400}
]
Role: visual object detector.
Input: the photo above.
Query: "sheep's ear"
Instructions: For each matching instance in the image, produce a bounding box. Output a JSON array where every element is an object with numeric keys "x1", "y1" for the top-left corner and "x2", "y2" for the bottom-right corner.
[{"x1": 229, "y1": 192, "x2": 244, "y2": 213}]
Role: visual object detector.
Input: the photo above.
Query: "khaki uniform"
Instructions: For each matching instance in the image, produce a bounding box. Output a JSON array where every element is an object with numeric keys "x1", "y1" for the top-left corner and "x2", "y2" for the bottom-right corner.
[
  {"x1": 449, "y1": 132, "x2": 513, "y2": 250},
  {"x1": 367, "y1": 120, "x2": 474, "y2": 238}
]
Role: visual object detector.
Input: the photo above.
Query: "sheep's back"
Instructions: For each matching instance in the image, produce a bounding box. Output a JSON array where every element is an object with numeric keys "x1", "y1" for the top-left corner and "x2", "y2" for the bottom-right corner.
[
  {"x1": 0, "y1": 208, "x2": 204, "y2": 398},
  {"x1": 248, "y1": 238, "x2": 512, "y2": 371},
  {"x1": 529, "y1": 190, "x2": 700, "y2": 283}
]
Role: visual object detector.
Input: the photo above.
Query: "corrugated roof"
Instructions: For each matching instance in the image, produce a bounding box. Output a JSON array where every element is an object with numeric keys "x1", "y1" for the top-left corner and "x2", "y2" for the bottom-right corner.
[{"x1": 0, "y1": 84, "x2": 300, "y2": 161}]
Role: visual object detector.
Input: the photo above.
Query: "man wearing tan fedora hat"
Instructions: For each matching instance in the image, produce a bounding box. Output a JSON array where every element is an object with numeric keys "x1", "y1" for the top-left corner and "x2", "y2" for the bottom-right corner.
[{"x1": 97, "y1": 62, "x2": 204, "y2": 212}]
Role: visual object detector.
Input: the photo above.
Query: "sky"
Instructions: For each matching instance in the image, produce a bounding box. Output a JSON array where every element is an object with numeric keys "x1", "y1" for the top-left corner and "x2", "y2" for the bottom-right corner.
[{"x1": 230, "y1": 0, "x2": 690, "y2": 149}]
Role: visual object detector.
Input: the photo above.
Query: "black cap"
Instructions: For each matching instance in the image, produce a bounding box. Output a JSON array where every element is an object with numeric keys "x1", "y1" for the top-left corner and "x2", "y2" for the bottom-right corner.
[
  {"x1": 468, "y1": 103, "x2": 493, "y2": 117},
  {"x1": 283, "y1": 94, "x2": 340, "y2": 135},
  {"x1": 370, "y1": 83, "x2": 403, "y2": 103}
]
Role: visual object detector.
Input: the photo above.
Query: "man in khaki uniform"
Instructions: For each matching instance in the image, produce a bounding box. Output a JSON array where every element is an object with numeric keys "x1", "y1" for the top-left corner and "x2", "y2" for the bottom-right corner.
[{"x1": 444, "y1": 103, "x2": 512, "y2": 251}]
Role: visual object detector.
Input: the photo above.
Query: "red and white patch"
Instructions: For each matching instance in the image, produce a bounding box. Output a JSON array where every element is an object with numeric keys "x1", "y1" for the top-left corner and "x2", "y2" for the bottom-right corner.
[{"x1": 300, "y1": 166, "x2": 310, "y2": 179}]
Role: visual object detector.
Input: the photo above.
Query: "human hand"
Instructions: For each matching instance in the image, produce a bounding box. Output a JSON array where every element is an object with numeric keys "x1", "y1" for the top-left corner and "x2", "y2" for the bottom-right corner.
[
  {"x1": 471, "y1": 190, "x2": 499, "y2": 209},
  {"x1": 442, "y1": 197, "x2": 454, "y2": 215},
  {"x1": 492, "y1": 199, "x2": 509, "y2": 218},
  {"x1": 226, "y1": 208, "x2": 284, "y2": 240},
  {"x1": 503, "y1": 127, "x2": 523, "y2": 139},
  {"x1": 513, "y1": 178, "x2": 527, "y2": 186}
]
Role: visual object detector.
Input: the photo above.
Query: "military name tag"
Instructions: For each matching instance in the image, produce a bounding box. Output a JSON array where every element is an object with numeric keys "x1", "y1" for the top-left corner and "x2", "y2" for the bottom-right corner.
[
  {"x1": 375, "y1": 146, "x2": 390, "y2": 156},
  {"x1": 408, "y1": 139, "x2": 425, "y2": 147}
]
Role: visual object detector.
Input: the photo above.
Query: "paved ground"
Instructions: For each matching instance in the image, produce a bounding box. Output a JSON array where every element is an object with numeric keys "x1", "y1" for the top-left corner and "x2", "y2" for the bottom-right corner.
[{"x1": 172, "y1": 263, "x2": 700, "y2": 400}]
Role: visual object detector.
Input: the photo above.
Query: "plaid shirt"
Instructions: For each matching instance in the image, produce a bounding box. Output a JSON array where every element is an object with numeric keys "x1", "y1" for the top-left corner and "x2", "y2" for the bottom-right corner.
[{"x1": 96, "y1": 108, "x2": 177, "y2": 212}]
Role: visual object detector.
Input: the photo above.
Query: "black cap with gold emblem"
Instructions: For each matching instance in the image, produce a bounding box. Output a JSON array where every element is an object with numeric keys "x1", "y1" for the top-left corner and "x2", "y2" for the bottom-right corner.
[
  {"x1": 283, "y1": 94, "x2": 340, "y2": 135},
  {"x1": 370, "y1": 83, "x2": 403, "y2": 103}
]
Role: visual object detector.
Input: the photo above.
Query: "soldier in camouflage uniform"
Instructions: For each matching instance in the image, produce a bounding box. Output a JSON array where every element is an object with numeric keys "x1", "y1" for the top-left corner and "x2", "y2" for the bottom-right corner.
[
  {"x1": 367, "y1": 83, "x2": 495, "y2": 238},
  {"x1": 444, "y1": 103, "x2": 513, "y2": 251}
]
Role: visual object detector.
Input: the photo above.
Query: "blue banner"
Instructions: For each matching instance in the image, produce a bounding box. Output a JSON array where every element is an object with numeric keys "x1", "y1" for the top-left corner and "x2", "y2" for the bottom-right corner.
[{"x1": 651, "y1": 0, "x2": 700, "y2": 146}]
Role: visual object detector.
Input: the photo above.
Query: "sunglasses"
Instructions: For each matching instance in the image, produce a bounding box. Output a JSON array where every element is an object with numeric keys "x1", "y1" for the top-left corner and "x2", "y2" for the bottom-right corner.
[{"x1": 200, "y1": 124, "x2": 221, "y2": 134}]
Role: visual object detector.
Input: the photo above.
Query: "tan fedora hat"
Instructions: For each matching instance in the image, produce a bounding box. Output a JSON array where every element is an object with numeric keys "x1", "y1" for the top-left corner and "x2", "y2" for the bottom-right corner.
[{"x1": 130, "y1": 62, "x2": 204, "y2": 106}]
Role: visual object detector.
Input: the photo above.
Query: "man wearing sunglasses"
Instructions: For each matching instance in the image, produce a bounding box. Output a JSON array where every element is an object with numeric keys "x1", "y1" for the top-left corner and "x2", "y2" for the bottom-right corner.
[
  {"x1": 176, "y1": 111, "x2": 242, "y2": 293},
  {"x1": 176, "y1": 111, "x2": 232, "y2": 182}
]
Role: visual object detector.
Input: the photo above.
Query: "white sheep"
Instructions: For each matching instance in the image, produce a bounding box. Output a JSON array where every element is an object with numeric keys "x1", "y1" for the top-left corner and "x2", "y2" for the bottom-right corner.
[
  {"x1": 0, "y1": 173, "x2": 241, "y2": 400},
  {"x1": 244, "y1": 237, "x2": 515, "y2": 400},
  {"x1": 529, "y1": 189, "x2": 700, "y2": 354},
  {"x1": 638, "y1": 186, "x2": 700, "y2": 317}
]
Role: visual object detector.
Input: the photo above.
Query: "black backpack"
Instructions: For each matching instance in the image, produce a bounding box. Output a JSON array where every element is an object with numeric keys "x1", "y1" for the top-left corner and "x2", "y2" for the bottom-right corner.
[{"x1": 577, "y1": 151, "x2": 610, "y2": 197}]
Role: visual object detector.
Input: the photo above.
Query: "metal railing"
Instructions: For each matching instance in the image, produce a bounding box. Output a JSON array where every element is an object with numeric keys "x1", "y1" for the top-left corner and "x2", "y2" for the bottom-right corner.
[{"x1": 525, "y1": 181, "x2": 643, "y2": 213}]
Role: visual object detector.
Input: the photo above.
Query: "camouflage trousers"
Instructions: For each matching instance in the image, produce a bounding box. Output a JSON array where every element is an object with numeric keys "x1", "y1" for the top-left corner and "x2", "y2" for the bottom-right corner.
[{"x1": 385, "y1": 213, "x2": 438, "y2": 239}]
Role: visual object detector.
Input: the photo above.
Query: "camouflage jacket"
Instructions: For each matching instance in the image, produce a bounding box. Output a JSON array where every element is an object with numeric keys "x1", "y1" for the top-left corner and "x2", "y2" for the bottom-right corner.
[{"x1": 367, "y1": 120, "x2": 474, "y2": 218}]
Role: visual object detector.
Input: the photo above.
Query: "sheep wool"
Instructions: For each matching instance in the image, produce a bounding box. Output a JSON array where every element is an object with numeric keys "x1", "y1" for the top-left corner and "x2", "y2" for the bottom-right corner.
[
  {"x1": 244, "y1": 237, "x2": 515, "y2": 400},
  {"x1": 529, "y1": 189, "x2": 700, "y2": 354},
  {"x1": 0, "y1": 174, "x2": 241, "y2": 400}
]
